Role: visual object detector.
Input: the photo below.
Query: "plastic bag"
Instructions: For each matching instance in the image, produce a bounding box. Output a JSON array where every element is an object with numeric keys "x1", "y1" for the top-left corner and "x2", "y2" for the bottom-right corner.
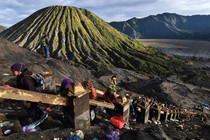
[{"x1": 110, "y1": 116, "x2": 124, "y2": 129}]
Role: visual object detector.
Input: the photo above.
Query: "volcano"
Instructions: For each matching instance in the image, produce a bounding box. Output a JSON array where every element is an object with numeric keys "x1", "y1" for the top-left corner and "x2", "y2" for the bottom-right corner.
[{"x1": 0, "y1": 6, "x2": 183, "y2": 75}]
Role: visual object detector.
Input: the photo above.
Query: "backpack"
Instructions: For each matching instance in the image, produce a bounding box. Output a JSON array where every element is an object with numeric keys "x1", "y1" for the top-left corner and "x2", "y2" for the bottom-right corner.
[
  {"x1": 22, "y1": 73, "x2": 46, "y2": 92},
  {"x1": 31, "y1": 73, "x2": 46, "y2": 92}
]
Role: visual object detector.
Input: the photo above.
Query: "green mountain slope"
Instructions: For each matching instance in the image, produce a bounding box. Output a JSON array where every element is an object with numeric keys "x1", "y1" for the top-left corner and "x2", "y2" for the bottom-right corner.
[{"x1": 0, "y1": 6, "x2": 183, "y2": 75}]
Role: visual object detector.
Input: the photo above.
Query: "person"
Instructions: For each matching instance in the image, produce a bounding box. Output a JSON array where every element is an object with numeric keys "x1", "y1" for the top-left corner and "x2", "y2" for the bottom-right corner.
[
  {"x1": 103, "y1": 75, "x2": 120, "y2": 116},
  {"x1": 59, "y1": 77, "x2": 74, "y2": 127},
  {"x1": 82, "y1": 79, "x2": 97, "y2": 121},
  {"x1": 60, "y1": 77, "x2": 74, "y2": 97},
  {"x1": 40, "y1": 32, "x2": 49, "y2": 58},
  {"x1": 82, "y1": 79, "x2": 97, "y2": 101},
  {"x1": 104, "y1": 74, "x2": 119, "y2": 103},
  {"x1": 10, "y1": 63, "x2": 47, "y2": 122}
]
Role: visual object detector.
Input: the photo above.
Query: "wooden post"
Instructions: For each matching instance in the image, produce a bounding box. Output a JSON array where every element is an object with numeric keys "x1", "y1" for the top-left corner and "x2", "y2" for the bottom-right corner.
[
  {"x1": 157, "y1": 108, "x2": 161, "y2": 122},
  {"x1": 177, "y1": 110, "x2": 181, "y2": 119},
  {"x1": 150, "y1": 105, "x2": 162, "y2": 122},
  {"x1": 116, "y1": 101, "x2": 130, "y2": 124},
  {"x1": 90, "y1": 98, "x2": 130, "y2": 124},
  {"x1": 67, "y1": 92, "x2": 90, "y2": 130},
  {"x1": 136, "y1": 103, "x2": 150, "y2": 124},
  {"x1": 160, "y1": 107, "x2": 169, "y2": 122},
  {"x1": 168, "y1": 110, "x2": 174, "y2": 121},
  {"x1": 123, "y1": 101, "x2": 130, "y2": 124},
  {"x1": 173, "y1": 110, "x2": 177, "y2": 120},
  {"x1": 0, "y1": 87, "x2": 91, "y2": 130}
]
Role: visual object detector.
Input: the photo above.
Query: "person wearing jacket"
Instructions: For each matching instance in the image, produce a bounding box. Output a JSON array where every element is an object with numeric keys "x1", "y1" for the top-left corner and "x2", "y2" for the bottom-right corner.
[
  {"x1": 59, "y1": 77, "x2": 74, "y2": 127},
  {"x1": 103, "y1": 74, "x2": 120, "y2": 116},
  {"x1": 82, "y1": 79, "x2": 97, "y2": 121},
  {"x1": 104, "y1": 74, "x2": 119, "y2": 103},
  {"x1": 10, "y1": 63, "x2": 47, "y2": 122}
]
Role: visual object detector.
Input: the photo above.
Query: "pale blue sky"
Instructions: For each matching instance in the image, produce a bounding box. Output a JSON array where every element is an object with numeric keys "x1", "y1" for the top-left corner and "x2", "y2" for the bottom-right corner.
[{"x1": 1, "y1": 0, "x2": 210, "y2": 27}]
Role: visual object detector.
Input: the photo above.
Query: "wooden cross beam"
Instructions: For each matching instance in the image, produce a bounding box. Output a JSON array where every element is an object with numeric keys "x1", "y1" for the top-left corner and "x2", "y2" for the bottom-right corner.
[
  {"x1": 0, "y1": 87, "x2": 114, "y2": 109},
  {"x1": 89, "y1": 99, "x2": 115, "y2": 110},
  {"x1": 0, "y1": 87, "x2": 68, "y2": 106},
  {"x1": 0, "y1": 87, "x2": 127, "y2": 130}
]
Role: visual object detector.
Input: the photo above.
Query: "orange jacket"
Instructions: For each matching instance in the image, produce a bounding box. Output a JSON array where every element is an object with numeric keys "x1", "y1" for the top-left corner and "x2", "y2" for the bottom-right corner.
[{"x1": 89, "y1": 87, "x2": 97, "y2": 100}]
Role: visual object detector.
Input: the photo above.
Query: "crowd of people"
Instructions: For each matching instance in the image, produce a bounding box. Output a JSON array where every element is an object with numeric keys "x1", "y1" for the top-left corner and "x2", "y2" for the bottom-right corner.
[
  {"x1": 4, "y1": 62, "x2": 126, "y2": 130},
  {"x1": 2, "y1": 61, "x2": 209, "y2": 134}
]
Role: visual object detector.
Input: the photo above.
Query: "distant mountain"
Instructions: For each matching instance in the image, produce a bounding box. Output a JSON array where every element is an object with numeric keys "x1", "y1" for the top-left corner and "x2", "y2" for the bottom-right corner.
[
  {"x1": 0, "y1": 25, "x2": 7, "y2": 33},
  {"x1": 110, "y1": 13, "x2": 210, "y2": 39},
  {"x1": 0, "y1": 6, "x2": 183, "y2": 75}
]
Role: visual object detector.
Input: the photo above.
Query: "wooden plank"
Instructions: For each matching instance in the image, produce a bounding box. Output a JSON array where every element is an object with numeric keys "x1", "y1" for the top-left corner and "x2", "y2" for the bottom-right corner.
[
  {"x1": 0, "y1": 87, "x2": 114, "y2": 110},
  {"x1": 68, "y1": 82, "x2": 87, "y2": 95},
  {"x1": 96, "y1": 89, "x2": 104, "y2": 95},
  {"x1": 89, "y1": 99, "x2": 115, "y2": 110},
  {"x1": 161, "y1": 107, "x2": 169, "y2": 113},
  {"x1": 151, "y1": 106, "x2": 162, "y2": 111},
  {"x1": 0, "y1": 87, "x2": 68, "y2": 106}
]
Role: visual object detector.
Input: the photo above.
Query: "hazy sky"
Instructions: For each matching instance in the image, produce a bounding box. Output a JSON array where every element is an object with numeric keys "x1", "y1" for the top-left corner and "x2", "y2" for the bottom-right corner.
[{"x1": 1, "y1": 0, "x2": 210, "y2": 27}]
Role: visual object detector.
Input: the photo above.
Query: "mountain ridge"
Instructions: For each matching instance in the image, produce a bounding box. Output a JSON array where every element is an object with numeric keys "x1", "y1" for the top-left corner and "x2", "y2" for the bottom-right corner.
[
  {"x1": 0, "y1": 25, "x2": 7, "y2": 33},
  {"x1": 110, "y1": 13, "x2": 210, "y2": 39}
]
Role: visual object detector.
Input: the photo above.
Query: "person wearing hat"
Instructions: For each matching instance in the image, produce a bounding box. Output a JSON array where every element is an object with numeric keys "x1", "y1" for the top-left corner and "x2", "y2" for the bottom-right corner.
[
  {"x1": 60, "y1": 77, "x2": 74, "y2": 97},
  {"x1": 11, "y1": 63, "x2": 36, "y2": 90},
  {"x1": 10, "y1": 63, "x2": 47, "y2": 122},
  {"x1": 60, "y1": 77, "x2": 75, "y2": 127}
]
